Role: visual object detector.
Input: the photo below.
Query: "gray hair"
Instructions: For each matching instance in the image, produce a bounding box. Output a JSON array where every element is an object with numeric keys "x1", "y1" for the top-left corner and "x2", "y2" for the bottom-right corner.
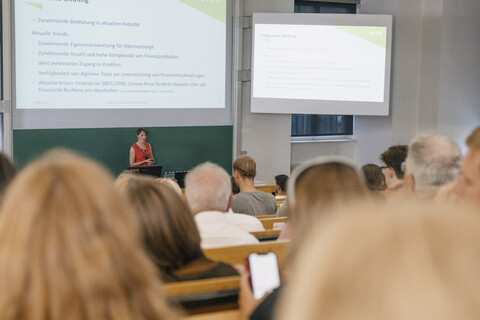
[
  {"x1": 406, "y1": 133, "x2": 462, "y2": 190},
  {"x1": 184, "y1": 162, "x2": 232, "y2": 213}
]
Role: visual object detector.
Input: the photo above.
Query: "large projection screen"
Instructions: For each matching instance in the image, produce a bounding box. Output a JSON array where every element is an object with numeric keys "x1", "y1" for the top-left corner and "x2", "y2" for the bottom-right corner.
[
  {"x1": 12, "y1": 0, "x2": 233, "y2": 129},
  {"x1": 251, "y1": 13, "x2": 392, "y2": 116}
]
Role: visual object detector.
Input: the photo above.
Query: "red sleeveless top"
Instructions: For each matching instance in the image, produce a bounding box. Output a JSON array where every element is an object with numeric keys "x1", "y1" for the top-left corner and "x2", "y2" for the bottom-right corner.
[{"x1": 131, "y1": 143, "x2": 152, "y2": 166}]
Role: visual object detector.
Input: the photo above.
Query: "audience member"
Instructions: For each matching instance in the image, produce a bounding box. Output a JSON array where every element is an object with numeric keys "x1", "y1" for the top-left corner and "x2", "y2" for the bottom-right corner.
[
  {"x1": 278, "y1": 201, "x2": 480, "y2": 320},
  {"x1": 0, "y1": 150, "x2": 177, "y2": 320},
  {"x1": 232, "y1": 155, "x2": 276, "y2": 216},
  {"x1": 279, "y1": 156, "x2": 367, "y2": 241},
  {"x1": 275, "y1": 174, "x2": 289, "y2": 217},
  {"x1": 361, "y1": 163, "x2": 386, "y2": 192},
  {"x1": 114, "y1": 170, "x2": 136, "y2": 191},
  {"x1": 155, "y1": 177, "x2": 183, "y2": 196},
  {"x1": 444, "y1": 126, "x2": 480, "y2": 204},
  {"x1": 231, "y1": 176, "x2": 240, "y2": 194},
  {"x1": 122, "y1": 175, "x2": 238, "y2": 282},
  {"x1": 274, "y1": 174, "x2": 288, "y2": 199},
  {"x1": 403, "y1": 133, "x2": 462, "y2": 199},
  {"x1": 237, "y1": 156, "x2": 367, "y2": 320},
  {"x1": 0, "y1": 152, "x2": 16, "y2": 202},
  {"x1": 185, "y1": 162, "x2": 260, "y2": 249},
  {"x1": 380, "y1": 145, "x2": 408, "y2": 190}
]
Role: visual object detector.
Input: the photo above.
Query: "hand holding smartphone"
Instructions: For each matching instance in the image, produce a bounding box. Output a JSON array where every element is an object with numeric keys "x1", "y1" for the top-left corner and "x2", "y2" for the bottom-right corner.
[{"x1": 248, "y1": 252, "x2": 281, "y2": 300}]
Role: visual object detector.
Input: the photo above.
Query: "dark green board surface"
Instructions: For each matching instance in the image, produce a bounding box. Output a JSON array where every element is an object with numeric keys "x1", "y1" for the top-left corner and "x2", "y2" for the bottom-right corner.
[{"x1": 13, "y1": 126, "x2": 233, "y2": 176}]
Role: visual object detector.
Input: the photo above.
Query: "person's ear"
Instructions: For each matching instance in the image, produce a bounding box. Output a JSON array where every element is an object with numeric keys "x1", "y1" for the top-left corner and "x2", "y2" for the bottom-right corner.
[{"x1": 385, "y1": 167, "x2": 394, "y2": 178}]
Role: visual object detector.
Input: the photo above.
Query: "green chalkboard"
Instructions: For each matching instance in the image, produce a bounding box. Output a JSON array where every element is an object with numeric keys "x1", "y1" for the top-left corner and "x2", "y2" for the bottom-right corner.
[{"x1": 13, "y1": 126, "x2": 233, "y2": 176}]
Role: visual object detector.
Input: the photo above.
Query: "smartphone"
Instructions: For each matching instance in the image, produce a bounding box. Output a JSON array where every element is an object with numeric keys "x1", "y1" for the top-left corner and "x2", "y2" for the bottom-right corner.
[{"x1": 248, "y1": 252, "x2": 281, "y2": 299}]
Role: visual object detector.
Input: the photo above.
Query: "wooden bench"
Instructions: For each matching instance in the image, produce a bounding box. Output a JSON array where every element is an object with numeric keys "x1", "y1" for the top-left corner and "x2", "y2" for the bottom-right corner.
[
  {"x1": 164, "y1": 276, "x2": 240, "y2": 297},
  {"x1": 254, "y1": 183, "x2": 275, "y2": 195},
  {"x1": 185, "y1": 309, "x2": 240, "y2": 320},
  {"x1": 203, "y1": 240, "x2": 289, "y2": 266},
  {"x1": 255, "y1": 214, "x2": 276, "y2": 219},
  {"x1": 166, "y1": 241, "x2": 289, "y2": 316},
  {"x1": 258, "y1": 217, "x2": 287, "y2": 230},
  {"x1": 250, "y1": 229, "x2": 282, "y2": 241},
  {"x1": 164, "y1": 276, "x2": 240, "y2": 315}
]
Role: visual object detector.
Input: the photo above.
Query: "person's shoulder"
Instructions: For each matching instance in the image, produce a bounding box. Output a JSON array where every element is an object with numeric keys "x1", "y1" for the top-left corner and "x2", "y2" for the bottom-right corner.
[
  {"x1": 227, "y1": 211, "x2": 260, "y2": 222},
  {"x1": 257, "y1": 190, "x2": 275, "y2": 199}
]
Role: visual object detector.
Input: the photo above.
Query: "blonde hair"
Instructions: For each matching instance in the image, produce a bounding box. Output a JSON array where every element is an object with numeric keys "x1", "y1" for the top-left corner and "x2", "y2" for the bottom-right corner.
[
  {"x1": 466, "y1": 126, "x2": 480, "y2": 149},
  {"x1": 278, "y1": 201, "x2": 480, "y2": 320},
  {"x1": 156, "y1": 177, "x2": 183, "y2": 196},
  {"x1": 0, "y1": 150, "x2": 177, "y2": 320},
  {"x1": 115, "y1": 170, "x2": 136, "y2": 192}
]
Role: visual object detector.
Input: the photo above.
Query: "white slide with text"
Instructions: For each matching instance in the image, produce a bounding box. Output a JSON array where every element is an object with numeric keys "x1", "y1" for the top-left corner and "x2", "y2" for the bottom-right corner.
[
  {"x1": 253, "y1": 24, "x2": 387, "y2": 102},
  {"x1": 15, "y1": 0, "x2": 226, "y2": 109},
  {"x1": 251, "y1": 13, "x2": 392, "y2": 116}
]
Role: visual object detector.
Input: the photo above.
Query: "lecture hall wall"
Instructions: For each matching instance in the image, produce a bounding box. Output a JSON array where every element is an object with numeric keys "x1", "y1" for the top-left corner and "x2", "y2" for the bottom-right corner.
[
  {"x1": 3, "y1": 0, "x2": 479, "y2": 180},
  {"x1": 240, "y1": 0, "x2": 480, "y2": 181}
]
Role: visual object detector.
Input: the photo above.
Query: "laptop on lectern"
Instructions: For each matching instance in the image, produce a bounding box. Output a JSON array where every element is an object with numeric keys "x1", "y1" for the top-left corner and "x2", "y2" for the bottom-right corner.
[{"x1": 128, "y1": 165, "x2": 163, "y2": 178}]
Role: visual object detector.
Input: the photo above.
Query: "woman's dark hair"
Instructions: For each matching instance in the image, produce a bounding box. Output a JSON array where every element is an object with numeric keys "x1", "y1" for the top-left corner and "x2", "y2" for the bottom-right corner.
[
  {"x1": 136, "y1": 128, "x2": 148, "y2": 136},
  {"x1": 361, "y1": 164, "x2": 386, "y2": 192},
  {"x1": 0, "y1": 153, "x2": 16, "y2": 199},
  {"x1": 124, "y1": 176, "x2": 204, "y2": 279}
]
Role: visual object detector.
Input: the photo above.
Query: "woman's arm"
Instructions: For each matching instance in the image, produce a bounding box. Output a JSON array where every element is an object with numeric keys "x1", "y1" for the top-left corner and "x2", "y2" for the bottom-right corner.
[
  {"x1": 130, "y1": 147, "x2": 149, "y2": 166},
  {"x1": 147, "y1": 146, "x2": 155, "y2": 166}
]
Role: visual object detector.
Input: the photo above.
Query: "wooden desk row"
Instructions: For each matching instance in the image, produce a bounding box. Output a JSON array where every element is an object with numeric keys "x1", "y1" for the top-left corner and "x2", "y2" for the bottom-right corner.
[{"x1": 164, "y1": 241, "x2": 289, "y2": 319}]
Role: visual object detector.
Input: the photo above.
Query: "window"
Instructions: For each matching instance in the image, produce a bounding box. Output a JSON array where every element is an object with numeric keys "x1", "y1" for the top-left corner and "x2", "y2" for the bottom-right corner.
[
  {"x1": 291, "y1": 1, "x2": 356, "y2": 138},
  {"x1": 292, "y1": 115, "x2": 354, "y2": 136}
]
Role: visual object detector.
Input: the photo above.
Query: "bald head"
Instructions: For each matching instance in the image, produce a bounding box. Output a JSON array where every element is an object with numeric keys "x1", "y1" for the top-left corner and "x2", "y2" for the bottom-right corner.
[{"x1": 185, "y1": 162, "x2": 232, "y2": 214}]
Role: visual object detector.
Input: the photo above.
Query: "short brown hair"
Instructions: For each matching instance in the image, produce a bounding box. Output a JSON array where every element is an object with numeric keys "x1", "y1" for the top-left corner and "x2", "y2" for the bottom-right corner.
[
  {"x1": 0, "y1": 149, "x2": 177, "y2": 320},
  {"x1": 124, "y1": 176, "x2": 204, "y2": 280},
  {"x1": 466, "y1": 126, "x2": 480, "y2": 149},
  {"x1": 233, "y1": 155, "x2": 256, "y2": 179},
  {"x1": 380, "y1": 145, "x2": 408, "y2": 179},
  {"x1": 361, "y1": 164, "x2": 386, "y2": 192}
]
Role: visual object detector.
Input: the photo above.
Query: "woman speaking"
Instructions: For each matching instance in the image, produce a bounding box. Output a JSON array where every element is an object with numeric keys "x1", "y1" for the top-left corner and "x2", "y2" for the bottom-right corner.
[{"x1": 129, "y1": 128, "x2": 155, "y2": 166}]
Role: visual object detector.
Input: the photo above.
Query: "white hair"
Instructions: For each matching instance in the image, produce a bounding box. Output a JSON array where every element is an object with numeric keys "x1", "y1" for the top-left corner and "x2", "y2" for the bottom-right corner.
[
  {"x1": 184, "y1": 162, "x2": 232, "y2": 213},
  {"x1": 406, "y1": 133, "x2": 463, "y2": 190}
]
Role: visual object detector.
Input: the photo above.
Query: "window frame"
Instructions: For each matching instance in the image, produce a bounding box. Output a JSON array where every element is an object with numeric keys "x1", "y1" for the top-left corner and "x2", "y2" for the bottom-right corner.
[{"x1": 291, "y1": 0, "x2": 358, "y2": 141}]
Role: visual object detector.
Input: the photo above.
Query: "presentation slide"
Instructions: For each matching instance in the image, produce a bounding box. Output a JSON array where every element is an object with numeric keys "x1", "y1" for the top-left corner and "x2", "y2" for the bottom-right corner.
[
  {"x1": 253, "y1": 24, "x2": 387, "y2": 102},
  {"x1": 14, "y1": 0, "x2": 226, "y2": 109},
  {"x1": 250, "y1": 13, "x2": 392, "y2": 116}
]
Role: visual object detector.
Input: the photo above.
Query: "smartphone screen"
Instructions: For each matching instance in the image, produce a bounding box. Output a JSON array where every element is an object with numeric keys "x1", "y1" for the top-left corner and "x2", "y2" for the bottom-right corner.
[{"x1": 248, "y1": 252, "x2": 281, "y2": 299}]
